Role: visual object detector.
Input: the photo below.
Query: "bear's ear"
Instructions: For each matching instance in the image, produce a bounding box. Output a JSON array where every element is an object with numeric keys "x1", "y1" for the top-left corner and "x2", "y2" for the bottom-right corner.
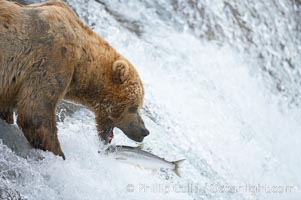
[{"x1": 112, "y1": 60, "x2": 129, "y2": 84}]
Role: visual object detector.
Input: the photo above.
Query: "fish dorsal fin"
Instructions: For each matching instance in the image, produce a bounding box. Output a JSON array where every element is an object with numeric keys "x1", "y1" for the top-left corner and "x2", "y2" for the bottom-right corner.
[{"x1": 136, "y1": 144, "x2": 144, "y2": 149}]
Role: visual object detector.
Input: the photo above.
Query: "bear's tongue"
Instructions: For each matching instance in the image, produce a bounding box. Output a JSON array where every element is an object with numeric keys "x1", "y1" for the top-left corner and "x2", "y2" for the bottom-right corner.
[
  {"x1": 104, "y1": 128, "x2": 114, "y2": 144},
  {"x1": 107, "y1": 130, "x2": 114, "y2": 143}
]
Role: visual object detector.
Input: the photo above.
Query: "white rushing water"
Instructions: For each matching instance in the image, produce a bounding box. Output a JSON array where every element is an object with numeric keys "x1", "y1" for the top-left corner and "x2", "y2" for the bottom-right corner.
[{"x1": 1, "y1": 0, "x2": 301, "y2": 199}]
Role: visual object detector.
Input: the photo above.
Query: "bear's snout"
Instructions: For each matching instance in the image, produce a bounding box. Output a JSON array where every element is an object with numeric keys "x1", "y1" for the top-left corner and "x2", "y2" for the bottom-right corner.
[
  {"x1": 141, "y1": 128, "x2": 150, "y2": 137},
  {"x1": 119, "y1": 124, "x2": 150, "y2": 143}
]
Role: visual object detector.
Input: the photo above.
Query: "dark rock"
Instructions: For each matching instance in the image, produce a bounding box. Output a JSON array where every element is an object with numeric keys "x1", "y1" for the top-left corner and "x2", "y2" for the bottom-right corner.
[
  {"x1": 0, "y1": 100, "x2": 82, "y2": 159},
  {"x1": 0, "y1": 119, "x2": 31, "y2": 158}
]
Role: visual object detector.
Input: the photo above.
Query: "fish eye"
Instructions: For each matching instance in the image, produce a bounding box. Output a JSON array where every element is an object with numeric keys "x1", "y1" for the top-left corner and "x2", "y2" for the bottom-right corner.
[{"x1": 128, "y1": 106, "x2": 138, "y2": 113}]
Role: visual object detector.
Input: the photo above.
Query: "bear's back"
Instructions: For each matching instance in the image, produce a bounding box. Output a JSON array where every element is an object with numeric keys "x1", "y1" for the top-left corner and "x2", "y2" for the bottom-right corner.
[{"x1": 0, "y1": 1, "x2": 82, "y2": 104}]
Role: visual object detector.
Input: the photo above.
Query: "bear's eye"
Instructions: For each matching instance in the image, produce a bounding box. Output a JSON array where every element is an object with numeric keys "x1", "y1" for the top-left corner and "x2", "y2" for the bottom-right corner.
[{"x1": 128, "y1": 106, "x2": 138, "y2": 113}]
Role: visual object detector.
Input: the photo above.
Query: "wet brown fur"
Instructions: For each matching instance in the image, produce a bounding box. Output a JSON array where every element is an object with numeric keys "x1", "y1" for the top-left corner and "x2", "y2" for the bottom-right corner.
[{"x1": 0, "y1": 0, "x2": 146, "y2": 159}]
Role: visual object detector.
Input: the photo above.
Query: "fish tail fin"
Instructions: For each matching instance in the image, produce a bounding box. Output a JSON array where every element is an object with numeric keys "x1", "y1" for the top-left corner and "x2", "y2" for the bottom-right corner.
[{"x1": 173, "y1": 159, "x2": 185, "y2": 177}]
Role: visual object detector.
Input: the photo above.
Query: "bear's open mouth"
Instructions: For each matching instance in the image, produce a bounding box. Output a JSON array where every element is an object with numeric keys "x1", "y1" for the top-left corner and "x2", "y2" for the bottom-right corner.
[{"x1": 104, "y1": 128, "x2": 114, "y2": 144}]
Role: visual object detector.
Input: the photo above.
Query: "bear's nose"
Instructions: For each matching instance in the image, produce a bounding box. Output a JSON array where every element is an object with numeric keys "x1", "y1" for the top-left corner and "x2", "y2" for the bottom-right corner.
[{"x1": 141, "y1": 128, "x2": 150, "y2": 137}]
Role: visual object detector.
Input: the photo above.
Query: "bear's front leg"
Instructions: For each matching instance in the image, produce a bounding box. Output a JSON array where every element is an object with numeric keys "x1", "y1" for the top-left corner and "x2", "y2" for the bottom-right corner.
[
  {"x1": 0, "y1": 111, "x2": 14, "y2": 124},
  {"x1": 17, "y1": 108, "x2": 65, "y2": 159},
  {"x1": 14, "y1": 60, "x2": 73, "y2": 160},
  {"x1": 16, "y1": 74, "x2": 67, "y2": 159}
]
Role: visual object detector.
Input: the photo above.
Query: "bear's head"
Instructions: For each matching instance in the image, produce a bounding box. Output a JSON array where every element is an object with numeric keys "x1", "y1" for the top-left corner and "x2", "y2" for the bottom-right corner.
[{"x1": 96, "y1": 59, "x2": 149, "y2": 143}]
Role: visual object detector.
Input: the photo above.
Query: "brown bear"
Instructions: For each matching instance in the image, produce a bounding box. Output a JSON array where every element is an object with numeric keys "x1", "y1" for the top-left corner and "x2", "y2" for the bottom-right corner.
[{"x1": 0, "y1": 1, "x2": 149, "y2": 159}]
